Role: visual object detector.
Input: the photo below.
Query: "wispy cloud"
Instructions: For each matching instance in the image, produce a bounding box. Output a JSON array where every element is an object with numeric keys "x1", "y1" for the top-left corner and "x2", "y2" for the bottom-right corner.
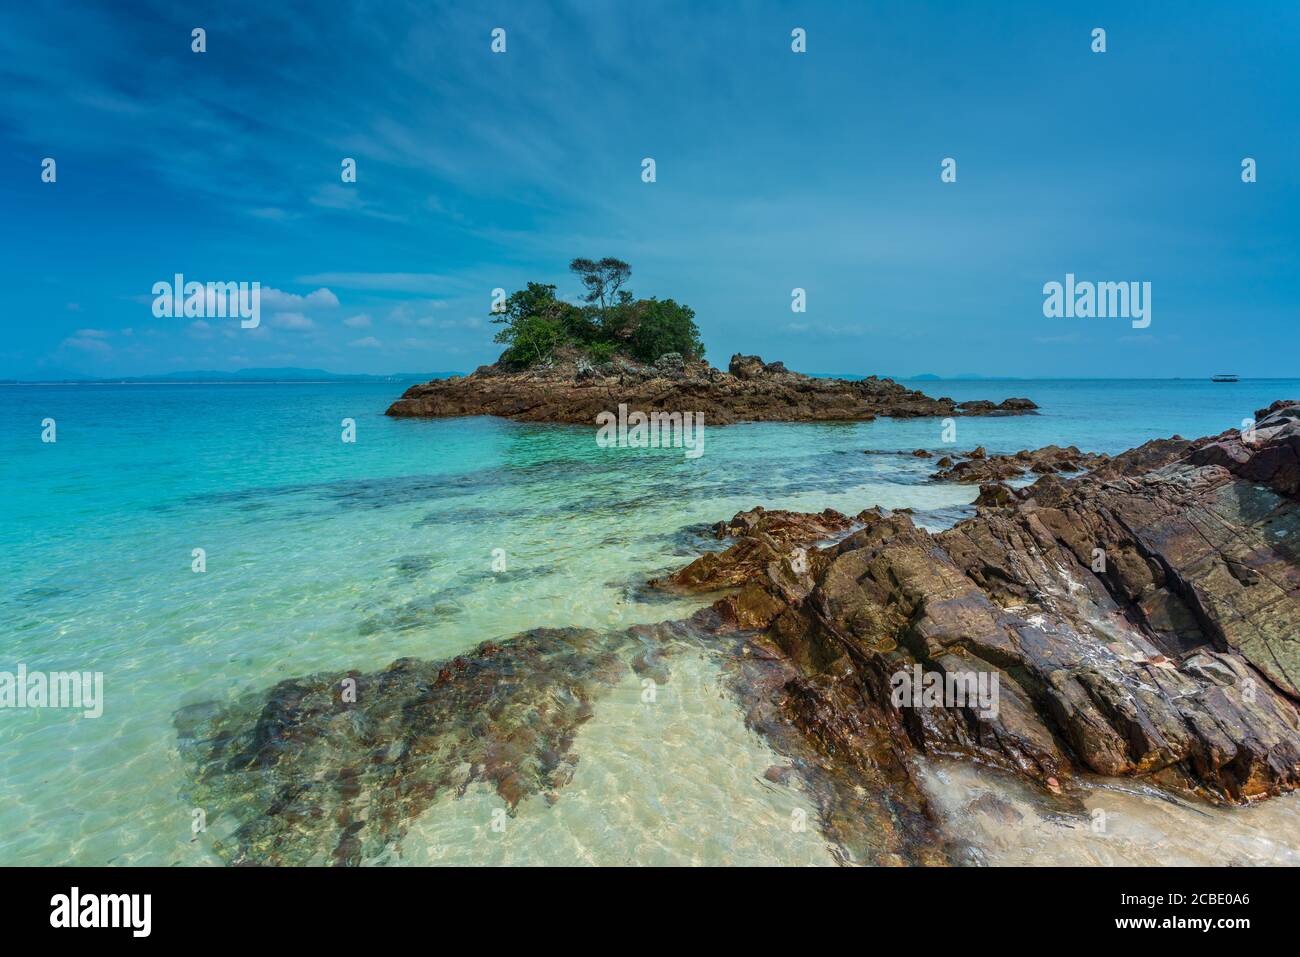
[
  {"x1": 3, "y1": 2, "x2": 1296, "y2": 378},
  {"x1": 271, "y1": 312, "x2": 314, "y2": 331},
  {"x1": 296, "y1": 273, "x2": 454, "y2": 294},
  {"x1": 61, "y1": 335, "x2": 111, "y2": 354},
  {"x1": 261, "y1": 288, "x2": 339, "y2": 310}
]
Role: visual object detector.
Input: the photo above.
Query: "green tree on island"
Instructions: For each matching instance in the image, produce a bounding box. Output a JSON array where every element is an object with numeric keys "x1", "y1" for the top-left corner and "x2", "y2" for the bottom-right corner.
[{"x1": 491, "y1": 259, "x2": 705, "y2": 368}]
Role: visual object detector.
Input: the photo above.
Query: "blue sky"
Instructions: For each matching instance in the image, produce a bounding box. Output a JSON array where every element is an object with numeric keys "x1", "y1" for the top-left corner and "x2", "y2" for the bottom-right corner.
[{"x1": 1, "y1": 0, "x2": 1296, "y2": 379}]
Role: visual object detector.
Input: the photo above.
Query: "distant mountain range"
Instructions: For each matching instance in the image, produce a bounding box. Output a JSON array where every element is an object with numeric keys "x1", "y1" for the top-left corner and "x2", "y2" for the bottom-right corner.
[{"x1": 1, "y1": 367, "x2": 461, "y2": 384}]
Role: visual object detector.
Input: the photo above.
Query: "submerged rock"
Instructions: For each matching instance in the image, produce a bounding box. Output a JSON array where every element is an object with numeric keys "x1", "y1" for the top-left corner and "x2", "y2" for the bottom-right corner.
[
  {"x1": 930, "y1": 444, "x2": 1107, "y2": 484},
  {"x1": 176, "y1": 628, "x2": 634, "y2": 865},
  {"x1": 386, "y1": 350, "x2": 1038, "y2": 425},
  {"x1": 176, "y1": 615, "x2": 951, "y2": 866}
]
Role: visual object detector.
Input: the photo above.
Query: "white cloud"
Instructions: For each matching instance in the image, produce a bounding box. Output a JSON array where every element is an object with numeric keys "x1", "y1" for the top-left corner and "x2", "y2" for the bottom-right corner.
[
  {"x1": 272, "y1": 312, "x2": 314, "y2": 330},
  {"x1": 390, "y1": 301, "x2": 478, "y2": 330},
  {"x1": 260, "y1": 287, "x2": 339, "y2": 310},
  {"x1": 247, "y1": 207, "x2": 293, "y2": 221},
  {"x1": 349, "y1": 336, "x2": 382, "y2": 348},
  {"x1": 343, "y1": 314, "x2": 372, "y2": 328},
  {"x1": 297, "y1": 273, "x2": 451, "y2": 294},
  {"x1": 75, "y1": 328, "x2": 111, "y2": 338},
  {"x1": 62, "y1": 336, "x2": 111, "y2": 354},
  {"x1": 782, "y1": 321, "x2": 865, "y2": 337},
  {"x1": 306, "y1": 186, "x2": 406, "y2": 223}
]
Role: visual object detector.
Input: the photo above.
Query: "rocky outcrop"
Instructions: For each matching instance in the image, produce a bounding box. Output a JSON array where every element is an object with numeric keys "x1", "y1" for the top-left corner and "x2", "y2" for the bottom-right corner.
[
  {"x1": 930, "y1": 444, "x2": 1107, "y2": 483},
  {"x1": 1091, "y1": 435, "x2": 1205, "y2": 480},
  {"x1": 652, "y1": 507, "x2": 870, "y2": 593},
  {"x1": 386, "y1": 350, "x2": 1038, "y2": 425},
  {"x1": 1187, "y1": 401, "x2": 1300, "y2": 498},
  {"x1": 656, "y1": 401, "x2": 1300, "y2": 804}
]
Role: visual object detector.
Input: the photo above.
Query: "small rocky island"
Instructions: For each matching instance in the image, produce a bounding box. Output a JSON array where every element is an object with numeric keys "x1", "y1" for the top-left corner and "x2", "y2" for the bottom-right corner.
[
  {"x1": 386, "y1": 350, "x2": 1038, "y2": 424},
  {"x1": 386, "y1": 257, "x2": 1035, "y2": 424}
]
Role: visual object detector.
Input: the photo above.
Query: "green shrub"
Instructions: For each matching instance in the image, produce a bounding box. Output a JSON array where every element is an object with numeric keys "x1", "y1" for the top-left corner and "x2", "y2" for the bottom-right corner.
[
  {"x1": 491, "y1": 282, "x2": 570, "y2": 367},
  {"x1": 489, "y1": 262, "x2": 705, "y2": 368},
  {"x1": 628, "y1": 298, "x2": 704, "y2": 363}
]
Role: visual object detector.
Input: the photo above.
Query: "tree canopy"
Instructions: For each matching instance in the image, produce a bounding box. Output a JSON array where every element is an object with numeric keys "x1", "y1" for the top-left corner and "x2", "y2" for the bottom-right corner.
[{"x1": 491, "y1": 259, "x2": 705, "y2": 368}]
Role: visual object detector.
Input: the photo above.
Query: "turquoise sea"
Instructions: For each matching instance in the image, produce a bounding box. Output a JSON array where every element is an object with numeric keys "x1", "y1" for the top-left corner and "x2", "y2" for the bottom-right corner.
[{"x1": 3, "y1": 378, "x2": 1299, "y2": 866}]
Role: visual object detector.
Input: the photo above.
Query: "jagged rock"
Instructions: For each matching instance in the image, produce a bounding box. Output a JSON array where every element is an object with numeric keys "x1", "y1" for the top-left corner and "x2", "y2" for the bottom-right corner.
[
  {"x1": 959, "y1": 398, "x2": 1038, "y2": 414},
  {"x1": 728, "y1": 353, "x2": 767, "y2": 379},
  {"x1": 1257, "y1": 399, "x2": 1300, "y2": 422},
  {"x1": 706, "y1": 506, "x2": 863, "y2": 546},
  {"x1": 1000, "y1": 398, "x2": 1037, "y2": 412},
  {"x1": 974, "y1": 483, "x2": 1015, "y2": 508},
  {"x1": 386, "y1": 347, "x2": 1040, "y2": 425},
  {"x1": 653, "y1": 351, "x2": 685, "y2": 375},
  {"x1": 657, "y1": 407, "x2": 1300, "y2": 804},
  {"x1": 1091, "y1": 436, "x2": 1203, "y2": 479},
  {"x1": 932, "y1": 444, "x2": 1108, "y2": 484},
  {"x1": 652, "y1": 506, "x2": 866, "y2": 592},
  {"x1": 1189, "y1": 402, "x2": 1300, "y2": 498}
]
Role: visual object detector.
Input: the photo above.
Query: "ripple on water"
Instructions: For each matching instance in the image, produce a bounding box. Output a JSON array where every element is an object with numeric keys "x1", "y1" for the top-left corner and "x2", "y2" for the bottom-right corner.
[
  {"x1": 918, "y1": 757, "x2": 1300, "y2": 866},
  {"x1": 6, "y1": 384, "x2": 1300, "y2": 865}
]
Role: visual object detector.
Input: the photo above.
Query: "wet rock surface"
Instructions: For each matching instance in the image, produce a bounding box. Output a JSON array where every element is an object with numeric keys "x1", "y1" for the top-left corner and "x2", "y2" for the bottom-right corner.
[
  {"x1": 657, "y1": 401, "x2": 1300, "y2": 804},
  {"x1": 650, "y1": 506, "x2": 869, "y2": 593},
  {"x1": 930, "y1": 445, "x2": 1108, "y2": 483},
  {"x1": 386, "y1": 351, "x2": 1038, "y2": 425}
]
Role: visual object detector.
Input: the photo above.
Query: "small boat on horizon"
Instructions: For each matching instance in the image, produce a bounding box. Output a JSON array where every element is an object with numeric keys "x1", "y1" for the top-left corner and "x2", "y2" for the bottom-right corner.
[{"x1": 1211, "y1": 373, "x2": 1239, "y2": 383}]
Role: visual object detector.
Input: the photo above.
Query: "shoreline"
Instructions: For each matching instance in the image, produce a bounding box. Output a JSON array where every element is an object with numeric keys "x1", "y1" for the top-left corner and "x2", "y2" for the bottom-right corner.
[{"x1": 174, "y1": 399, "x2": 1300, "y2": 864}]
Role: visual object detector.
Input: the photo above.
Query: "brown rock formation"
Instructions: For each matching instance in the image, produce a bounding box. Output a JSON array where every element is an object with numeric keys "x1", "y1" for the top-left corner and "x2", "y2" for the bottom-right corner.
[
  {"x1": 657, "y1": 401, "x2": 1300, "y2": 804},
  {"x1": 931, "y1": 444, "x2": 1108, "y2": 483},
  {"x1": 651, "y1": 506, "x2": 869, "y2": 594},
  {"x1": 386, "y1": 350, "x2": 1038, "y2": 425}
]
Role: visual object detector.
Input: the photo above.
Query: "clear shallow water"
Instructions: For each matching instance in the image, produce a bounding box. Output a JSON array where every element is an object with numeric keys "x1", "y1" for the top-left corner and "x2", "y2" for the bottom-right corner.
[{"x1": 1, "y1": 378, "x2": 1297, "y2": 866}]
